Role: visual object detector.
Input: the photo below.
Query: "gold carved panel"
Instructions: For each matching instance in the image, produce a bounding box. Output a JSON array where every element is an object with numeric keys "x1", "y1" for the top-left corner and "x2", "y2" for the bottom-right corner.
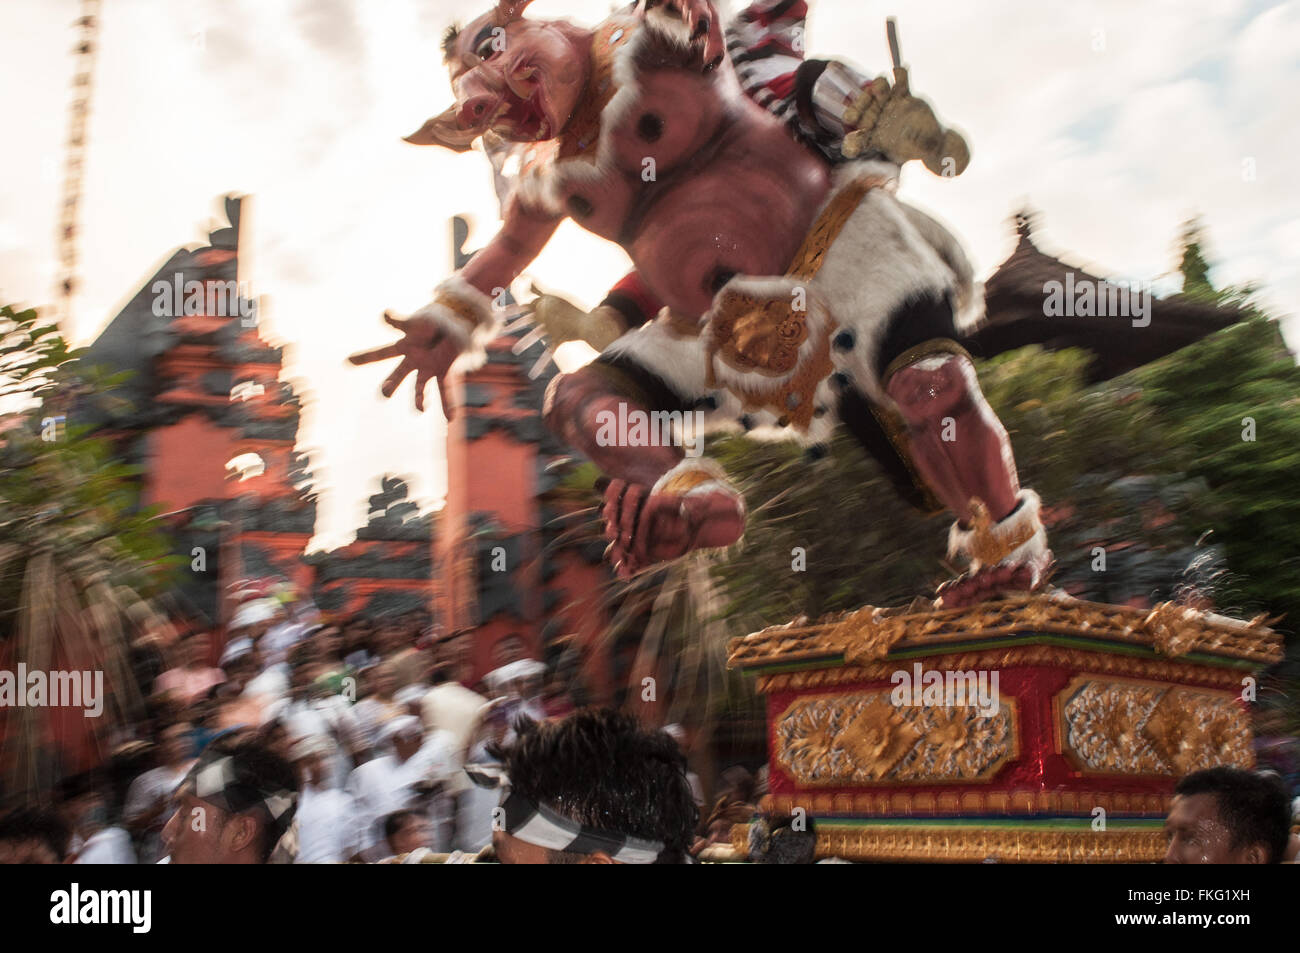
[
  {"x1": 1058, "y1": 677, "x2": 1252, "y2": 776},
  {"x1": 774, "y1": 690, "x2": 1017, "y2": 786}
]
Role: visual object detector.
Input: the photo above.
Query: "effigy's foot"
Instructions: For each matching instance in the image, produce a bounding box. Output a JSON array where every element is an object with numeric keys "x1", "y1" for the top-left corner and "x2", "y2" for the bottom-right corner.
[
  {"x1": 933, "y1": 561, "x2": 1046, "y2": 609},
  {"x1": 601, "y1": 458, "x2": 745, "y2": 578},
  {"x1": 937, "y1": 490, "x2": 1052, "y2": 608}
]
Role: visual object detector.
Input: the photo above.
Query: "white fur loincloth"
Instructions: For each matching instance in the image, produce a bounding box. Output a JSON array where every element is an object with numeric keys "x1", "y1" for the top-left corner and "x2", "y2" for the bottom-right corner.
[{"x1": 599, "y1": 159, "x2": 983, "y2": 446}]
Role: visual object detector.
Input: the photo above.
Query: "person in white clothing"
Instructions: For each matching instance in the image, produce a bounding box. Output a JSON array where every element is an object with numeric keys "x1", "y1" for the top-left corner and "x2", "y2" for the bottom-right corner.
[
  {"x1": 291, "y1": 736, "x2": 360, "y2": 863},
  {"x1": 345, "y1": 715, "x2": 453, "y2": 860},
  {"x1": 75, "y1": 824, "x2": 136, "y2": 864},
  {"x1": 62, "y1": 777, "x2": 135, "y2": 865},
  {"x1": 123, "y1": 723, "x2": 195, "y2": 864}
]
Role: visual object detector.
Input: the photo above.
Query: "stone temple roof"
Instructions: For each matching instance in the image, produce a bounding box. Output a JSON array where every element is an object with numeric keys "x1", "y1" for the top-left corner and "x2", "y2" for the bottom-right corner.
[
  {"x1": 963, "y1": 212, "x2": 1240, "y2": 380},
  {"x1": 83, "y1": 195, "x2": 253, "y2": 410}
]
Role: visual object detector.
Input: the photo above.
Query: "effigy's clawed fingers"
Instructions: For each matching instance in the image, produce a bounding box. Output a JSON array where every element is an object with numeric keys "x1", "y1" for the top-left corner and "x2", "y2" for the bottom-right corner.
[
  {"x1": 435, "y1": 375, "x2": 455, "y2": 421},
  {"x1": 413, "y1": 370, "x2": 430, "y2": 412},
  {"x1": 527, "y1": 347, "x2": 555, "y2": 379},
  {"x1": 382, "y1": 310, "x2": 408, "y2": 332},
  {"x1": 381, "y1": 358, "x2": 415, "y2": 397},
  {"x1": 348, "y1": 342, "x2": 403, "y2": 366},
  {"x1": 511, "y1": 325, "x2": 547, "y2": 355},
  {"x1": 501, "y1": 312, "x2": 538, "y2": 336}
]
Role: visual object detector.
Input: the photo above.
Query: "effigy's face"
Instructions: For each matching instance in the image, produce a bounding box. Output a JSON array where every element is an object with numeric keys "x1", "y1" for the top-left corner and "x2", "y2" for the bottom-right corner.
[{"x1": 445, "y1": 11, "x2": 587, "y2": 144}]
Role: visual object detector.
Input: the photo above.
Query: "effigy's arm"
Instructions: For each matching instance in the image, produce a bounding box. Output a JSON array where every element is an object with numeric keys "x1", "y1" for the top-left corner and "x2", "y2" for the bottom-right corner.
[
  {"x1": 448, "y1": 194, "x2": 562, "y2": 352},
  {"x1": 349, "y1": 195, "x2": 561, "y2": 415}
]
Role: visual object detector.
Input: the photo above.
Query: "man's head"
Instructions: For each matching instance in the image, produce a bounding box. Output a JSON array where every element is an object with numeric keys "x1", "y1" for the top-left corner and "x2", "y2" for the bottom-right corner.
[
  {"x1": 163, "y1": 735, "x2": 298, "y2": 864},
  {"x1": 384, "y1": 809, "x2": 433, "y2": 857},
  {"x1": 56, "y1": 771, "x2": 109, "y2": 838},
  {"x1": 406, "y1": 0, "x2": 592, "y2": 150},
  {"x1": 381, "y1": 715, "x2": 425, "y2": 763},
  {"x1": 158, "y1": 722, "x2": 193, "y2": 767},
  {"x1": 312, "y1": 625, "x2": 342, "y2": 660},
  {"x1": 290, "y1": 735, "x2": 335, "y2": 789},
  {"x1": 366, "y1": 660, "x2": 397, "y2": 700},
  {"x1": 0, "y1": 809, "x2": 69, "y2": 864},
  {"x1": 218, "y1": 637, "x2": 257, "y2": 690},
  {"x1": 486, "y1": 709, "x2": 698, "y2": 864},
  {"x1": 183, "y1": 632, "x2": 211, "y2": 668},
  {"x1": 748, "y1": 814, "x2": 818, "y2": 865},
  {"x1": 288, "y1": 652, "x2": 319, "y2": 697},
  {"x1": 1164, "y1": 766, "x2": 1291, "y2": 864}
]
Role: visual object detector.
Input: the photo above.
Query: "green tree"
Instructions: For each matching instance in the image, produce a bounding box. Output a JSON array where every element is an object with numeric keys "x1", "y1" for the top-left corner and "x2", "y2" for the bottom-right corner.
[
  {"x1": 1, "y1": 305, "x2": 182, "y2": 800},
  {"x1": 1135, "y1": 312, "x2": 1300, "y2": 626},
  {"x1": 1176, "y1": 217, "x2": 1216, "y2": 301}
]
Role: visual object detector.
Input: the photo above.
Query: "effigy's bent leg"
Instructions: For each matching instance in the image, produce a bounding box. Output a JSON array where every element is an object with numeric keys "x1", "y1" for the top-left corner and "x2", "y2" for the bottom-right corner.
[
  {"x1": 798, "y1": 169, "x2": 1050, "y2": 604},
  {"x1": 881, "y1": 343, "x2": 1051, "y2": 605},
  {"x1": 543, "y1": 321, "x2": 746, "y2": 578}
]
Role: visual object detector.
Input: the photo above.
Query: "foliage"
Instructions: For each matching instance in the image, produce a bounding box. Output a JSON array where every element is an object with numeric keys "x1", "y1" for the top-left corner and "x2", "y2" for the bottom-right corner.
[{"x1": 1, "y1": 305, "x2": 182, "y2": 799}]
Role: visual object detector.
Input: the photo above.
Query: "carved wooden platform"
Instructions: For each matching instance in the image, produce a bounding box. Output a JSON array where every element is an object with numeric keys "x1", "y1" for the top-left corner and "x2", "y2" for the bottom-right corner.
[{"x1": 727, "y1": 592, "x2": 1282, "y2": 862}]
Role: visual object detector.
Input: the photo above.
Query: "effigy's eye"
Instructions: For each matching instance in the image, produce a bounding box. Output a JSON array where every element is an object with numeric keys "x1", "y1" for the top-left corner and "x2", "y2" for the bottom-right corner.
[{"x1": 474, "y1": 26, "x2": 498, "y2": 61}]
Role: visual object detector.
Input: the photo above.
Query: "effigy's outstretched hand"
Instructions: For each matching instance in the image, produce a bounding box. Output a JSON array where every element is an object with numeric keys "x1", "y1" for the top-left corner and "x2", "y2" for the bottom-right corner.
[
  {"x1": 348, "y1": 310, "x2": 463, "y2": 416},
  {"x1": 933, "y1": 560, "x2": 1050, "y2": 610},
  {"x1": 637, "y1": 0, "x2": 726, "y2": 70}
]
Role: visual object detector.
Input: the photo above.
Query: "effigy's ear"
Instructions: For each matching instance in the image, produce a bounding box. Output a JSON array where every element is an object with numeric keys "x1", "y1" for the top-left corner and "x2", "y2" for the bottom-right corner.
[
  {"x1": 496, "y1": 0, "x2": 535, "y2": 23},
  {"x1": 404, "y1": 107, "x2": 478, "y2": 152}
]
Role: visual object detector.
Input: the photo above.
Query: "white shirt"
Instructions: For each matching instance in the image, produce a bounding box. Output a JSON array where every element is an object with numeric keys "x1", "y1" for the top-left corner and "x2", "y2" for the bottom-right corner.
[
  {"x1": 351, "y1": 697, "x2": 401, "y2": 752},
  {"x1": 261, "y1": 621, "x2": 307, "y2": 667},
  {"x1": 244, "y1": 664, "x2": 289, "y2": 702},
  {"x1": 74, "y1": 827, "x2": 136, "y2": 864},
  {"x1": 284, "y1": 697, "x2": 361, "y2": 790},
  {"x1": 346, "y1": 732, "x2": 455, "y2": 855},
  {"x1": 421, "y1": 682, "x2": 488, "y2": 762},
  {"x1": 455, "y1": 742, "x2": 499, "y2": 853},
  {"x1": 295, "y1": 785, "x2": 359, "y2": 864},
  {"x1": 123, "y1": 764, "x2": 190, "y2": 864}
]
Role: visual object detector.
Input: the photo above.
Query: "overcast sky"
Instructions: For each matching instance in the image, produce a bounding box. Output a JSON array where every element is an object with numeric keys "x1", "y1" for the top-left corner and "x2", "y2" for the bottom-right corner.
[{"x1": 2, "y1": 0, "x2": 1296, "y2": 551}]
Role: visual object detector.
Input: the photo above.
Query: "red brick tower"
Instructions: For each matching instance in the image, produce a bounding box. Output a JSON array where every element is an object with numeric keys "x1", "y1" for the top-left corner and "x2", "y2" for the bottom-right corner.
[
  {"x1": 435, "y1": 217, "x2": 614, "y2": 693},
  {"x1": 83, "y1": 196, "x2": 316, "y2": 631}
]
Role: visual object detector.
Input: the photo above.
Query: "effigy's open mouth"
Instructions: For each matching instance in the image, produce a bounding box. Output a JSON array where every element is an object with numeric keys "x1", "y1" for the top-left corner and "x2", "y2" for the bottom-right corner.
[{"x1": 491, "y1": 63, "x2": 552, "y2": 140}]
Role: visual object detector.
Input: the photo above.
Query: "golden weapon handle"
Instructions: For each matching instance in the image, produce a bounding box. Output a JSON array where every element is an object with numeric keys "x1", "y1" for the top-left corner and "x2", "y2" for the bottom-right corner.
[{"x1": 886, "y1": 18, "x2": 909, "y2": 92}]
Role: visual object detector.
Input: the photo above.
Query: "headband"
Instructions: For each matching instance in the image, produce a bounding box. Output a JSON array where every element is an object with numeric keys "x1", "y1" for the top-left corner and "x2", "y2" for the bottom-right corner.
[
  {"x1": 466, "y1": 764, "x2": 669, "y2": 864},
  {"x1": 179, "y1": 747, "x2": 297, "y2": 845}
]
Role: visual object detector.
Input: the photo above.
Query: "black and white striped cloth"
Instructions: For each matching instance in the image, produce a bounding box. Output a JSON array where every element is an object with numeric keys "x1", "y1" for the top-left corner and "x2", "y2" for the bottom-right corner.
[
  {"x1": 466, "y1": 764, "x2": 669, "y2": 864},
  {"x1": 726, "y1": 0, "x2": 877, "y2": 163},
  {"x1": 182, "y1": 747, "x2": 298, "y2": 845}
]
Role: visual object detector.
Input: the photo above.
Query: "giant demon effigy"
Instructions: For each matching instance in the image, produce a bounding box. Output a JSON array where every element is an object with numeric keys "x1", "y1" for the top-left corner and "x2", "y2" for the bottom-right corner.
[
  {"x1": 354, "y1": 0, "x2": 1044, "y2": 604},
  {"x1": 354, "y1": 0, "x2": 1283, "y2": 860}
]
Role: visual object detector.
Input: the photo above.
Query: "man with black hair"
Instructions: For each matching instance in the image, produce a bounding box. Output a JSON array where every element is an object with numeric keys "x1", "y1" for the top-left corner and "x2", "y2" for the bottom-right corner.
[
  {"x1": 161, "y1": 735, "x2": 298, "y2": 864},
  {"x1": 476, "y1": 708, "x2": 698, "y2": 864},
  {"x1": 382, "y1": 808, "x2": 434, "y2": 858},
  {"x1": 123, "y1": 722, "x2": 195, "y2": 864},
  {"x1": 1163, "y1": 766, "x2": 1292, "y2": 864},
  {"x1": 748, "y1": 814, "x2": 819, "y2": 864},
  {"x1": 59, "y1": 770, "x2": 135, "y2": 864},
  {"x1": 0, "y1": 808, "x2": 70, "y2": 864}
]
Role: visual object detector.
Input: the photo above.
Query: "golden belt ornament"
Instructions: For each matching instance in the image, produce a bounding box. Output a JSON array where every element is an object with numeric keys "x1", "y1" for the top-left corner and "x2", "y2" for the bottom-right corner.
[{"x1": 704, "y1": 175, "x2": 887, "y2": 432}]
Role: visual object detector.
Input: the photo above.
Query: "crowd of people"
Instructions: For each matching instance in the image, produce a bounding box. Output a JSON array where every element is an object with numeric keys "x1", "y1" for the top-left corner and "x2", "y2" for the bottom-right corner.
[
  {"x1": 0, "y1": 584, "x2": 1297, "y2": 864},
  {"x1": 0, "y1": 585, "x2": 760, "y2": 864}
]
